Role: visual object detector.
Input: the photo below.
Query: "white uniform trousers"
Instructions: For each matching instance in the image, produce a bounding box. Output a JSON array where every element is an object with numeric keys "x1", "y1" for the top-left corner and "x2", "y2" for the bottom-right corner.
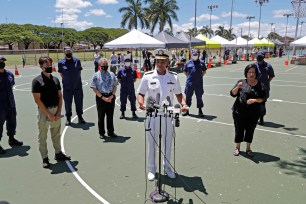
[{"x1": 146, "y1": 114, "x2": 174, "y2": 173}]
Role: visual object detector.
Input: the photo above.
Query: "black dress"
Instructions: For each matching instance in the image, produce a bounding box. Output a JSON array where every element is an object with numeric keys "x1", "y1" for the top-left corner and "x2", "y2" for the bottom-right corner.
[{"x1": 230, "y1": 79, "x2": 266, "y2": 143}]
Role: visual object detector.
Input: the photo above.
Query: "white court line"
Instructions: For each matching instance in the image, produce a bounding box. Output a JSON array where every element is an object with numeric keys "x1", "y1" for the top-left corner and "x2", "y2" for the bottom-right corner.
[
  {"x1": 61, "y1": 105, "x2": 110, "y2": 204},
  {"x1": 284, "y1": 66, "x2": 298, "y2": 73},
  {"x1": 61, "y1": 101, "x2": 306, "y2": 203}
]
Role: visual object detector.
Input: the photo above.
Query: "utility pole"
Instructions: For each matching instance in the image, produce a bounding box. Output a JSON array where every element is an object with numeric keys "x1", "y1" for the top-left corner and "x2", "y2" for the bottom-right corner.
[
  {"x1": 194, "y1": 0, "x2": 197, "y2": 36},
  {"x1": 230, "y1": 0, "x2": 234, "y2": 30},
  {"x1": 61, "y1": 9, "x2": 64, "y2": 49},
  {"x1": 300, "y1": 21, "x2": 304, "y2": 38},
  {"x1": 284, "y1": 13, "x2": 294, "y2": 48},
  {"x1": 208, "y1": 4, "x2": 218, "y2": 37},
  {"x1": 254, "y1": 0, "x2": 269, "y2": 38}
]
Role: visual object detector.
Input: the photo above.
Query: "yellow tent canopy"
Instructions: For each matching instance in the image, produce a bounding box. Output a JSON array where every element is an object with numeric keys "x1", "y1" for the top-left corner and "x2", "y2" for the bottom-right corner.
[
  {"x1": 248, "y1": 38, "x2": 264, "y2": 47},
  {"x1": 260, "y1": 38, "x2": 275, "y2": 47},
  {"x1": 195, "y1": 34, "x2": 221, "y2": 49}
]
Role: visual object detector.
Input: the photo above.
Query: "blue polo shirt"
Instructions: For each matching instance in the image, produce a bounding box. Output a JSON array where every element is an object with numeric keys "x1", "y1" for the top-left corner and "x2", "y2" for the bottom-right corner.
[
  {"x1": 117, "y1": 67, "x2": 136, "y2": 92},
  {"x1": 58, "y1": 56, "x2": 83, "y2": 90},
  {"x1": 0, "y1": 70, "x2": 15, "y2": 110},
  {"x1": 184, "y1": 59, "x2": 207, "y2": 86}
]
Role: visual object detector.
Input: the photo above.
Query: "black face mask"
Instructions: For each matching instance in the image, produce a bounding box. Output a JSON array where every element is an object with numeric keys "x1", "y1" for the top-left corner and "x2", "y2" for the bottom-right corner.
[
  {"x1": 0, "y1": 62, "x2": 5, "y2": 69},
  {"x1": 101, "y1": 66, "x2": 108, "y2": 71},
  {"x1": 44, "y1": 66, "x2": 53, "y2": 73},
  {"x1": 257, "y1": 56, "x2": 264, "y2": 62},
  {"x1": 65, "y1": 53, "x2": 72, "y2": 59}
]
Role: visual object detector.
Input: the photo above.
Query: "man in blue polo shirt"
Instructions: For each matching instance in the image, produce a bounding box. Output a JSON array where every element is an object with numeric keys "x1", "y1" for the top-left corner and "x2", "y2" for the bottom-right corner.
[
  {"x1": 0, "y1": 55, "x2": 23, "y2": 154},
  {"x1": 58, "y1": 47, "x2": 85, "y2": 126}
]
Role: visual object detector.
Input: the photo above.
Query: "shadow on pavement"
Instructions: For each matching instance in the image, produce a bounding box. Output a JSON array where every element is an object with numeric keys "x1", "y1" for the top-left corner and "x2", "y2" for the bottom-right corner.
[
  {"x1": 50, "y1": 160, "x2": 79, "y2": 174},
  {"x1": 258, "y1": 121, "x2": 285, "y2": 128},
  {"x1": 167, "y1": 198, "x2": 195, "y2": 204},
  {"x1": 188, "y1": 114, "x2": 217, "y2": 121},
  {"x1": 0, "y1": 201, "x2": 10, "y2": 204},
  {"x1": 277, "y1": 147, "x2": 306, "y2": 179},
  {"x1": 0, "y1": 145, "x2": 30, "y2": 158},
  {"x1": 124, "y1": 117, "x2": 145, "y2": 123},
  {"x1": 240, "y1": 151, "x2": 280, "y2": 164},
  {"x1": 103, "y1": 135, "x2": 131, "y2": 143},
  {"x1": 70, "y1": 122, "x2": 95, "y2": 130},
  {"x1": 159, "y1": 174, "x2": 208, "y2": 196}
]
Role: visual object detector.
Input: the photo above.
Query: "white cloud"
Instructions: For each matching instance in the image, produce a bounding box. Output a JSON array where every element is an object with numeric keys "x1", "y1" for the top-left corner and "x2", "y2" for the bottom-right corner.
[
  {"x1": 190, "y1": 14, "x2": 219, "y2": 22},
  {"x1": 55, "y1": 0, "x2": 92, "y2": 9},
  {"x1": 97, "y1": 0, "x2": 118, "y2": 4},
  {"x1": 85, "y1": 9, "x2": 106, "y2": 17},
  {"x1": 105, "y1": 15, "x2": 112, "y2": 18},
  {"x1": 272, "y1": 9, "x2": 293, "y2": 18},
  {"x1": 220, "y1": 12, "x2": 248, "y2": 18},
  {"x1": 55, "y1": 0, "x2": 93, "y2": 30}
]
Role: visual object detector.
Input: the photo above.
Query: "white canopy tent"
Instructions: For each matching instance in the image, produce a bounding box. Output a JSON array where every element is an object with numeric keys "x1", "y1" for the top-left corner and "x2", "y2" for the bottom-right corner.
[
  {"x1": 211, "y1": 35, "x2": 233, "y2": 47},
  {"x1": 290, "y1": 36, "x2": 306, "y2": 46},
  {"x1": 230, "y1": 37, "x2": 248, "y2": 47},
  {"x1": 103, "y1": 29, "x2": 165, "y2": 48}
]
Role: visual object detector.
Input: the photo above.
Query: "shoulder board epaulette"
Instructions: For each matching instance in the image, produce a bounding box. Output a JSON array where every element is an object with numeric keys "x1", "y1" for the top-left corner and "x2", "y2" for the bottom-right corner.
[
  {"x1": 144, "y1": 71, "x2": 154, "y2": 75},
  {"x1": 168, "y1": 71, "x2": 177, "y2": 75}
]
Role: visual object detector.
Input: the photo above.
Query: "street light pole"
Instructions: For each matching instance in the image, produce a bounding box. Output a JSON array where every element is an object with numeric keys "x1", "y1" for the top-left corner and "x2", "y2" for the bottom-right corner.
[
  {"x1": 208, "y1": 4, "x2": 218, "y2": 36},
  {"x1": 300, "y1": 21, "x2": 304, "y2": 38},
  {"x1": 269, "y1": 23, "x2": 275, "y2": 33},
  {"x1": 194, "y1": 0, "x2": 197, "y2": 37},
  {"x1": 230, "y1": 0, "x2": 234, "y2": 30},
  {"x1": 246, "y1": 16, "x2": 255, "y2": 59},
  {"x1": 254, "y1": 0, "x2": 269, "y2": 38},
  {"x1": 284, "y1": 13, "x2": 294, "y2": 48},
  {"x1": 61, "y1": 9, "x2": 64, "y2": 49}
]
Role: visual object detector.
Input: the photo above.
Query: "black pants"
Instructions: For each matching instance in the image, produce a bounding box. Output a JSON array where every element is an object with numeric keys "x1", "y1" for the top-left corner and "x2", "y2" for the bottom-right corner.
[
  {"x1": 96, "y1": 95, "x2": 115, "y2": 135},
  {"x1": 94, "y1": 61, "x2": 99, "y2": 72},
  {"x1": 233, "y1": 112, "x2": 259, "y2": 143},
  {"x1": 0, "y1": 108, "x2": 17, "y2": 140}
]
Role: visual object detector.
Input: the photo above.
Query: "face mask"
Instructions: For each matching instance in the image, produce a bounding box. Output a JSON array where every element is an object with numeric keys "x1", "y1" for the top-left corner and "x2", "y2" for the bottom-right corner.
[
  {"x1": 192, "y1": 56, "x2": 199, "y2": 61},
  {"x1": 257, "y1": 56, "x2": 264, "y2": 62},
  {"x1": 101, "y1": 66, "x2": 108, "y2": 71},
  {"x1": 0, "y1": 62, "x2": 5, "y2": 69},
  {"x1": 44, "y1": 66, "x2": 53, "y2": 73},
  {"x1": 125, "y1": 62, "x2": 131, "y2": 67},
  {"x1": 65, "y1": 53, "x2": 72, "y2": 59}
]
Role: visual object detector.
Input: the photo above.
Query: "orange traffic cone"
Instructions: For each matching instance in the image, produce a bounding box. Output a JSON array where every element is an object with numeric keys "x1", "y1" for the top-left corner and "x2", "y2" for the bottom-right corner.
[
  {"x1": 224, "y1": 60, "x2": 228, "y2": 65},
  {"x1": 136, "y1": 71, "x2": 141, "y2": 79},
  {"x1": 207, "y1": 63, "x2": 212, "y2": 68},
  {"x1": 52, "y1": 65, "x2": 56, "y2": 72},
  {"x1": 14, "y1": 65, "x2": 19, "y2": 76},
  {"x1": 284, "y1": 60, "x2": 289, "y2": 66}
]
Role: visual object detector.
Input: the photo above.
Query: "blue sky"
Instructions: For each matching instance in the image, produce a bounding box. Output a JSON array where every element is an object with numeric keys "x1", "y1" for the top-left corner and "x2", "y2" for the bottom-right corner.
[{"x1": 2, "y1": 0, "x2": 305, "y2": 38}]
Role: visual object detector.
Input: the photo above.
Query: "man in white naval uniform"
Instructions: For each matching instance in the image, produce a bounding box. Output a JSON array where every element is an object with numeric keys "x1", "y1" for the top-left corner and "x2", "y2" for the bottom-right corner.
[{"x1": 137, "y1": 49, "x2": 188, "y2": 181}]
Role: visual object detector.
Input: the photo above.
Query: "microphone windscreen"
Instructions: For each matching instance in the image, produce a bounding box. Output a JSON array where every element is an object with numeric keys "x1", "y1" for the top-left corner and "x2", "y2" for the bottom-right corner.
[
  {"x1": 156, "y1": 93, "x2": 160, "y2": 105},
  {"x1": 174, "y1": 104, "x2": 181, "y2": 108},
  {"x1": 166, "y1": 96, "x2": 172, "y2": 106}
]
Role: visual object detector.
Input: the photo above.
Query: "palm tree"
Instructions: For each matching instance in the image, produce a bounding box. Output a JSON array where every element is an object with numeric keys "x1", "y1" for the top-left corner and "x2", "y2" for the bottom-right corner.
[
  {"x1": 119, "y1": 0, "x2": 147, "y2": 30},
  {"x1": 198, "y1": 26, "x2": 213, "y2": 37},
  {"x1": 215, "y1": 26, "x2": 227, "y2": 37},
  {"x1": 144, "y1": 0, "x2": 179, "y2": 33},
  {"x1": 187, "y1": 28, "x2": 198, "y2": 37},
  {"x1": 224, "y1": 28, "x2": 236, "y2": 40}
]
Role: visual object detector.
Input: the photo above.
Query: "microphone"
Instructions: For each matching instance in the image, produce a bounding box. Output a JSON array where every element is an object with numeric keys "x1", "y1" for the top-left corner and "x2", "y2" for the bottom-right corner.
[
  {"x1": 155, "y1": 93, "x2": 160, "y2": 108},
  {"x1": 166, "y1": 96, "x2": 172, "y2": 107},
  {"x1": 146, "y1": 96, "x2": 156, "y2": 113},
  {"x1": 174, "y1": 104, "x2": 181, "y2": 127}
]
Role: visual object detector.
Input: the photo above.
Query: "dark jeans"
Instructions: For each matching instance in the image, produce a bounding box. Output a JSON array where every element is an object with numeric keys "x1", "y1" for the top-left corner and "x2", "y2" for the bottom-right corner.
[
  {"x1": 96, "y1": 95, "x2": 115, "y2": 135},
  {"x1": 0, "y1": 108, "x2": 17, "y2": 140},
  {"x1": 233, "y1": 111, "x2": 259, "y2": 143},
  {"x1": 63, "y1": 89, "x2": 84, "y2": 117}
]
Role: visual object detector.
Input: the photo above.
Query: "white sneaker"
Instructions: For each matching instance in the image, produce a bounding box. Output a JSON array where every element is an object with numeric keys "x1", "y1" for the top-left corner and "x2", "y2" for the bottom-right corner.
[
  {"x1": 165, "y1": 168, "x2": 176, "y2": 179},
  {"x1": 147, "y1": 172, "x2": 155, "y2": 181}
]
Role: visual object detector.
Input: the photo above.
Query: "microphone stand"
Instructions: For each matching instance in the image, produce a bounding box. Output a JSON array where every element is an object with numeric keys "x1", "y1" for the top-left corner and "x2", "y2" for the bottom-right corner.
[{"x1": 150, "y1": 105, "x2": 169, "y2": 203}]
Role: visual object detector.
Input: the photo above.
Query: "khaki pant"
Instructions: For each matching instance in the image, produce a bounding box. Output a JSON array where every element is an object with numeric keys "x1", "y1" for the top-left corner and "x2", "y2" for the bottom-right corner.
[{"x1": 37, "y1": 107, "x2": 61, "y2": 159}]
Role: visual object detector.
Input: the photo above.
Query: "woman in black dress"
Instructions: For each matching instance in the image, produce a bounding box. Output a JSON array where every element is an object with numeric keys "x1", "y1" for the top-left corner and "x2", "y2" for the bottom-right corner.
[{"x1": 230, "y1": 64, "x2": 266, "y2": 157}]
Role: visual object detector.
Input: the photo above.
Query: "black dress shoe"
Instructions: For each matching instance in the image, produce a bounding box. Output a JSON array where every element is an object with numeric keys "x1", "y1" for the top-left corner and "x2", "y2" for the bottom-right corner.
[
  {"x1": 99, "y1": 134, "x2": 106, "y2": 139},
  {"x1": 0, "y1": 145, "x2": 6, "y2": 154},
  {"x1": 78, "y1": 115, "x2": 86, "y2": 124},
  {"x1": 8, "y1": 138, "x2": 23, "y2": 146},
  {"x1": 108, "y1": 132, "x2": 118, "y2": 137},
  {"x1": 55, "y1": 152, "x2": 71, "y2": 161},
  {"x1": 120, "y1": 112, "x2": 125, "y2": 119},
  {"x1": 132, "y1": 111, "x2": 138, "y2": 118},
  {"x1": 65, "y1": 117, "x2": 71, "y2": 126},
  {"x1": 198, "y1": 108, "x2": 204, "y2": 117},
  {"x1": 259, "y1": 116, "x2": 264, "y2": 125},
  {"x1": 182, "y1": 110, "x2": 189, "y2": 116},
  {"x1": 42, "y1": 157, "x2": 50, "y2": 168}
]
